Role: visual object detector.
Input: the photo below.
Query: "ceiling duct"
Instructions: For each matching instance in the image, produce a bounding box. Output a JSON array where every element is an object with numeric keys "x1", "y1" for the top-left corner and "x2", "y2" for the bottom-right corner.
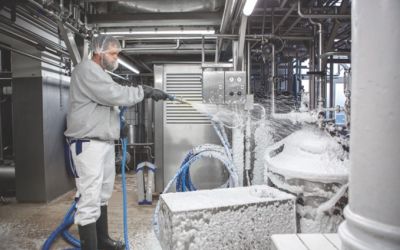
[{"x1": 90, "y1": 0, "x2": 225, "y2": 14}]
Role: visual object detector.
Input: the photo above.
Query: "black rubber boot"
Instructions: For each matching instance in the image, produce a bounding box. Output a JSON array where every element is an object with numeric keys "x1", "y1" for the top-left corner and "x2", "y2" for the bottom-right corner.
[
  {"x1": 78, "y1": 222, "x2": 98, "y2": 250},
  {"x1": 97, "y1": 205, "x2": 125, "y2": 250}
]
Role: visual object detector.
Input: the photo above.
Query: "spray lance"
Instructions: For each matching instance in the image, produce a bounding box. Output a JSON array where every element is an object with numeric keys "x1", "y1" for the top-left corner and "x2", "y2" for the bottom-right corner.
[{"x1": 106, "y1": 72, "x2": 190, "y2": 105}]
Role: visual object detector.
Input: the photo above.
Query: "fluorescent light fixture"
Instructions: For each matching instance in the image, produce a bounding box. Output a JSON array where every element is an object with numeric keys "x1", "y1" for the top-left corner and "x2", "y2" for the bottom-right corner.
[
  {"x1": 117, "y1": 58, "x2": 140, "y2": 74},
  {"x1": 101, "y1": 29, "x2": 215, "y2": 36},
  {"x1": 243, "y1": 0, "x2": 258, "y2": 16}
]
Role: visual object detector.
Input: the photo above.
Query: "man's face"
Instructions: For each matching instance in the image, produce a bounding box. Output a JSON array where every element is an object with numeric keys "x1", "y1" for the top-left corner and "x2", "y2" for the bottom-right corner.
[{"x1": 101, "y1": 44, "x2": 120, "y2": 72}]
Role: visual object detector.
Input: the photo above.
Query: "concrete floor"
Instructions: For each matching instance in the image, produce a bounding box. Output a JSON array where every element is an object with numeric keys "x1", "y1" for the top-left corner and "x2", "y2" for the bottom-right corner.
[{"x1": 0, "y1": 172, "x2": 162, "y2": 250}]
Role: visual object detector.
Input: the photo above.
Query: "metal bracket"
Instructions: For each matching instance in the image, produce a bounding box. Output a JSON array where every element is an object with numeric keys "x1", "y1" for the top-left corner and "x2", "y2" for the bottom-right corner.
[{"x1": 57, "y1": 21, "x2": 81, "y2": 66}]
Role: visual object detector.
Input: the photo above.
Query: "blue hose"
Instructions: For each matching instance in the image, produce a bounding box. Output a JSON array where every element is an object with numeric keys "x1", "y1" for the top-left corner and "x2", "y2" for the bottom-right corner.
[
  {"x1": 119, "y1": 106, "x2": 130, "y2": 250},
  {"x1": 120, "y1": 137, "x2": 130, "y2": 250},
  {"x1": 42, "y1": 200, "x2": 79, "y2": 250}
]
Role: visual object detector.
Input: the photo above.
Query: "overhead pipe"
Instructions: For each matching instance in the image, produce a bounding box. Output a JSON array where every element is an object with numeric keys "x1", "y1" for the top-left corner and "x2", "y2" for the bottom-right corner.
[
  {"x1": 0, "y1": 19, "x2": 69, "y2": 57},
  {"x1": 0, "y1": 43, "x2": 65, "y2": 68},
  {"x1": 119, "y1": 34, "x2": 313, "y2": 41},
  {"x1": 338, "y1": 0, "x2": 400, "y2": 249},
  {"x1": 26, "y1": 0, "x2": 88, "y2": 38},
  {"x1": 122, "y1": 39, "x2": 180, "y2": 51},
  {"x1": 320, "y1": 51, "x2": 351, "y2": 58},
  {"x1": 297, "y1": 0, "x2": 350, "y2": 19}
]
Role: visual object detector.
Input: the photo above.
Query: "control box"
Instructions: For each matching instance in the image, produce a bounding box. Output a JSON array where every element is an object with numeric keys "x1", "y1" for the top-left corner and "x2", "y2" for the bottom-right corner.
[{"x1": 202, "y1": 71, "x2": 247, "y2": 104}]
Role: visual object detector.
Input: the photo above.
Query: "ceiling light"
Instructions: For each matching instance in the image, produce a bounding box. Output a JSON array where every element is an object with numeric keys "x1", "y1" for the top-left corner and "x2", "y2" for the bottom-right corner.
[
  {"x1": 118, "y1": 58, "x2": 140, "y2": 74},
  {"x1": 243, "y1": 0, "x2": 258, "y2": 16}
]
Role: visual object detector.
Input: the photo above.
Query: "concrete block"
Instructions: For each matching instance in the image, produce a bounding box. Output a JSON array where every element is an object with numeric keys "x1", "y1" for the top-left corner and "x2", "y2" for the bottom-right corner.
[{"x1": 157, "y1": 185, "x2": 296, "y2": 250}]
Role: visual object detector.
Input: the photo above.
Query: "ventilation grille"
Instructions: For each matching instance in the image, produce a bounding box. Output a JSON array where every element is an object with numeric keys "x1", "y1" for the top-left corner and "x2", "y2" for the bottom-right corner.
[{"x1": 165, "y1": 73, "x2": 210, "y2": 124}]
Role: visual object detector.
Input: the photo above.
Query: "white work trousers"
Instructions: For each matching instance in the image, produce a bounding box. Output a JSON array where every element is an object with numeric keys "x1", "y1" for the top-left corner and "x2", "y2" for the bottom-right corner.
[{"x1": 70, "y1": 139, "x2": 116, "y2": 226}]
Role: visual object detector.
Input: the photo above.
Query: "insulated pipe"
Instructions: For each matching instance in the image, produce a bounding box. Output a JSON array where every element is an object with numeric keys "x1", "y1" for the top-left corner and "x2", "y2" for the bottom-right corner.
[
  {"x1": 26, "y1": 0, "x2": 87, "y2": 38},
  {"x1": 297, "y1": 0, "x2": 351, "y2": 19},
  {"x1": 309, "y1": 19, "x2": 324, "y2": 111},
  {"x1": 338, "y1": 0, "x2": 400, "y2": 249},
  {"x1": 271, "y1": 43, "x2": 275, "y2": 114}
]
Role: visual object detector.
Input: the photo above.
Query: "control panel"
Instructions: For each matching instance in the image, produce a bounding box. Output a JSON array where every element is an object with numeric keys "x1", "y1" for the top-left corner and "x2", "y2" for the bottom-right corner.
[
  {"x1": 202, "y1": 71, "x2": 247, "y2": 104},
  {"x1": 224, "y1": 71, "x2": 246, "y2": 104}
]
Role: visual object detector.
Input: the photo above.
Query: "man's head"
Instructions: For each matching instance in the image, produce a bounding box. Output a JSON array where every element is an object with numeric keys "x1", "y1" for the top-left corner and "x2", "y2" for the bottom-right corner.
[{"x1": 91, "y1": 35, "x2": 121, "y2": 72}]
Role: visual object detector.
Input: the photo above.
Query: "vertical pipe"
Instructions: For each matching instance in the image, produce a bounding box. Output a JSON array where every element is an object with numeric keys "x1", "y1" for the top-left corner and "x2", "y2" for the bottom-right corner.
[
  {"x1": 201, "y1": 36, "x2": 205, "y2": 64},
  {"x1": 329, "y1": 56, "x2": 334, "y2": 117},
  {"x1": 247, "y1": 41, "x2": 251, "y2": 94},
  {"x1": 271, "y1": 44, "x2": 275, "y2": 114},
  {"x1": 338, "y1": 0, "x2": 400, "y2": 249},
  {"x1": 309, "y1": 39, "x2": 316, "y2": 110},
  {"x1": 311, "y1": 20, "x2": 324, "y2": 111}
]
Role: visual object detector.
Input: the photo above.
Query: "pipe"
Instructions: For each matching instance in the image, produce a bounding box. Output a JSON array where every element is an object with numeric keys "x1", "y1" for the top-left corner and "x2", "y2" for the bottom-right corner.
[
  {"x1": 118, "y1": 34, "x2": 313, "y2": 41},
  {"x1": 0, "y1": 44, "x2": 65, "y2": 68},
  {"x1": 329, "y1": 56, "x2": 334, "y2": 113},
  {"x1": 320, "y1": 51, "x2": 351, "y2": 58},
  {"x1": 309, "y1": 39, "x2": 316, "y2": 110},
  {"x1": 247, "y1": 41, "x2": 251, "y2": 94},
  {"x1": 271, "y1": 43, "x2": 275, "y2": 114},
  {"x1": 309, "y1": 18, "x2": 324, "y2": 111},
  {"x1": 297, "y1": 0, "x2": 351, "y2": 19},
  {"x1": 26, "y1": 0, "x2": 87, "y2": 38},
  {"x1": 123, "y1": 39, "x2": 180, "y2": 51},
  {"x1": 220, "y1": 0, "x2": 236, "y2": 34},
  {"x1": 338, "y1": 0, "x2": 400, "y2": 249},
  {"x1": 0, "y1": 19, "x2": 69, "y2": 56},
  {"x1": 201, "y1": 36, "x2": 205, "y2": 64}
]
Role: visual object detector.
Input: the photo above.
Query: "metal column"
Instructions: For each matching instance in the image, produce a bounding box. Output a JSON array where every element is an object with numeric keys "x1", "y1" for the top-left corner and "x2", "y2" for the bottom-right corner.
[{"x1": 338, "y1": 0, "x2": 400, "y2": 249}]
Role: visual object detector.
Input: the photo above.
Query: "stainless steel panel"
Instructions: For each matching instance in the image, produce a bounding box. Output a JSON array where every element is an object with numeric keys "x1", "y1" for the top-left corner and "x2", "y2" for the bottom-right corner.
[
  {"x1": 225, "y1": 71, "x2": 246, "y2": 104},
  {"x1": 154, "y1": 64, "x2": 227, "y2": 192},
  {"x1": 202, "y1": 71, "x2": 225, "y2": 104},
  {"x1": 13, "y1": 75, "x2": 73, "y2": 202}
]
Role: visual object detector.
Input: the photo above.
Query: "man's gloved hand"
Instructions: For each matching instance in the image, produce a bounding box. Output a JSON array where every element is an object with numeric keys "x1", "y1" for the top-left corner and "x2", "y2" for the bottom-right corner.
[
  {"x1": 151, "y1": 89, "x2": 170, "y2": 101},
  {"x1": 141, "y1": 85, "x2": 170, "y2": 101}
]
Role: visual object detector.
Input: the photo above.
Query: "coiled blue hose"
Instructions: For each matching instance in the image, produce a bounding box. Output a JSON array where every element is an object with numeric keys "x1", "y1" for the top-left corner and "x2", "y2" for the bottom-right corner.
[{"x1": 42, "y1": 200, "x2": 80, "y2": 250}]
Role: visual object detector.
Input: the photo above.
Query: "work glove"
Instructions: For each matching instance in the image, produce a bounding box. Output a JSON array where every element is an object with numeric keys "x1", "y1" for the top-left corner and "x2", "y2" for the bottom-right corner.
[
  {"x1": 151, "y1": 88, "x2": 170, "y2": 101},
  {"x1": 142, "y1": 85, "x2": 170, "y2": 101}
]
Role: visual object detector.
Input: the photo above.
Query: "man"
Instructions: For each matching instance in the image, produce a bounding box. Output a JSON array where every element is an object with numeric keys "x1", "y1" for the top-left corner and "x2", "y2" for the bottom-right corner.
[{"x1": 64, "y1": 35, "x2": 168, "y2": 250}]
